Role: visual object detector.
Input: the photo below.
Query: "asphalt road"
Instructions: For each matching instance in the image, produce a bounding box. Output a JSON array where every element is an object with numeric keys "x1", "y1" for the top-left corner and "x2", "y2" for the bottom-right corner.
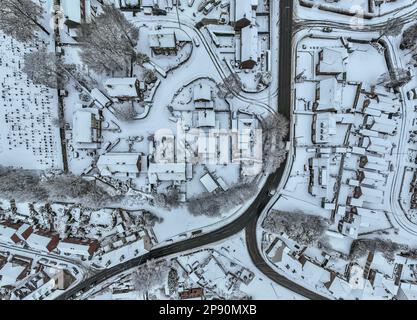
[
  {"x1": 244, "y1": 0, "x2": 328, "y2": 301},
  {"x1": 57, "y1": 0, "x2": 327, "y2": 301},
  {"x1": 57, "y1": 169, "x2": 284, "y2": 300}
]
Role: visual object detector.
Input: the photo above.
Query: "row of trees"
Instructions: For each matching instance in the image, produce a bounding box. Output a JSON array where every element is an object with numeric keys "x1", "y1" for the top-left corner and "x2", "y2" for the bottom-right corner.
[
  {"x1": 132, "y1": 259, "x2": 170, "y2": 298},
  {"x1": 377, "y1": 68, "x2": 412, "y2": 89},
  {"x1": 262, "y1": 210, "x2": 329, "y2": 246},
  {"x1": 0, "y1": 166, "x2": 114, "y2": 208},
  {"x1": 14, "y1": 4, "x2": 149, "y2": 89},
  {"x1": 262, "y1": 114, "x2": 289, "y2": 174},
  {"x1": 23, "y1": 47, "x2": 69, "y2": 89},
  {"x1": 78, "y1": 5, "x2": 140, "y2": 75},
  {"x1": 400, "y1": 23, "x2": 417, "y2": 51},
  {"x1": 400, "y1": 23, "x2": 417, "y2": 66},
  {"x1": 187, "y1": 183, "x2": 258, "y2": 217},
  {"x1": 349, "y1": 238, "x2": 407, "y2": 260},
  {"x1": 0, "y1": 0, "x2": 49, "y2": 42}
]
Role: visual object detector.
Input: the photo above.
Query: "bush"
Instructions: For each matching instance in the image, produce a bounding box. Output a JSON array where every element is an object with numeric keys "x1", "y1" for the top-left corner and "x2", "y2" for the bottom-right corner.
[
  {"x1": 187, "y1": 183, "x2": 258, "y2": 217},
  {"x1": 263, "y1": 210, "x2": 329, "y2": 246}
]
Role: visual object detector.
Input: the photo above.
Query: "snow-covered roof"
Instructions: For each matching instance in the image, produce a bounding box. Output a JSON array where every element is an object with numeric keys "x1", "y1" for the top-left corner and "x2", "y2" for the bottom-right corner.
[
  {"x1": 73, "y1": 110, "x2": 94, "y2": 144},
  {"x1": 317, "y1": 48, "x2": 347, "y2": 75},
  {"x1": 313, "y1": 113, "x2": 337, "y2": 144},
  {"x1": 148, "y1": 163, "x2": 186, "y2": 184},
  {"x1": 91, "y1": 88, "x2": 111, "y2": 108},
  {"x1": 121, "y1": 0, "x2": 140, "y2": 7},
  {"x1": 0, "y1": 262, "x2": 25, "y2": 287},
  {"x1": 198, "y1": 110, "x2": 216, "y2": 127},
  {"x1": 302, "y1": 260, "x2": 331, "y2": 285},
  {"x1": 241, "y1": 24, "x2": 258, "y2": 68},
  {"x1": 15, "y1": 223, "x2": 33, "y2": 241},
  {"x1": 0, "y1": 224, "x2": 18, "y2": 244},
  {"x1": 57, "y1": 241, "x2": 96, "y2": 257},
  {"x1": 140, "y1": 0, "x2": 155, "y2": 7},
  {"x1": 97, "y1": 153, "x2": 142, "y2": 176},
  {"x1": 327, "y1": 276, "x2": 352, "y2": 299},
  {"x1": 200, "y1": 173, "x2": 219, "y2": 193},
  {"x1": 315, "y1": 78, "x2": 342, "y2": 111},
  {"x1": 62, "y1": 0, "x2": 81, "y2": 23},
  {"x1": 235, "y1": 0, "x2": 256, "y2": 23},
  {"x1": 104, "y1": 78, "x2": 139, "y2": 98},
  {"x1": 193, "y1": 84, "x2": 212, "y2": 102},
  {"x1": 25, "y1": 233, "x2": 58, "y2": 252},
  {"x1": 149, "y1": 30, "x2": 177, "y2": 49}
]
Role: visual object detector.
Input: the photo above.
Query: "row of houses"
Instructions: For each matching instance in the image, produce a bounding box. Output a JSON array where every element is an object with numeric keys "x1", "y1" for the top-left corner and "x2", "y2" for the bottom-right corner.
[
  {"x1": 0, "y1": 220, "x2": 99, "y2": 259},
  {"x1": 265, "y1": 234, "x2": 417, "y2": 300},
  {"x1": 232, "y1": 0, "x2": 259, "y2": 69}
]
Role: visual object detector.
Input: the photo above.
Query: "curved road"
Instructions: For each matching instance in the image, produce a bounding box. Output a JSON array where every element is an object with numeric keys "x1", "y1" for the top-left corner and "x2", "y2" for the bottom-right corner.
[{"x1": 56, "y1": 0, "x2": 329, "y2": 301}]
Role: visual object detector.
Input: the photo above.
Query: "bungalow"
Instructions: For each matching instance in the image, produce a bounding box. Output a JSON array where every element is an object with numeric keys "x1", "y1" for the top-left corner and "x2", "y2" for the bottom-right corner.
[
  {"x1": 97, "y1": 153, "x2": 142, "y2": 177},
  {"x1": 240, "y1": 24, "x2": 258, "y2": 69},
  {"x1": 0, "y1": 222, "x2": 33, "y2": 245},
  {"x1": 104, "y1": 78, "x2": 145, "y2": 100},
  {"x1": 200, "y1": 172, "x2": 219, "y2": 193},
  {"x1": 148, "y1": 163, "x2": 186, "y2": 184},
  {"x1": 72, "y1": 109, "x2": 102, "y2": 150},
  {"x1": 234, "y1": 0, "x2": 257, "y2": 30},
  {"x1": 0, "y1": 222, "x2": 21, "y2": 245},
  {"x1": 148, "y1": 29, "x2": 177, "y2": 55},
  {"x1": 193, "y1": 83, "x2": 213, "y2": 109},
  {"x1": 316, "y1": 48, "x2": 347, "y2": 76},
  {"x1": 57, "y1": 238, "x2": 99, "y2": 258},
  {"x1": 314, "y1": 78, "x2": 342, "y2": 112},
  {"x1": 25, "y1": 231, "x2": 60, "y2": 253},
  {"x1": 0, "y1": 262, "x2": 27, "y2": 288},
  {"x1": 61, "y1": 0, "x2": 91, "y2": 27}
]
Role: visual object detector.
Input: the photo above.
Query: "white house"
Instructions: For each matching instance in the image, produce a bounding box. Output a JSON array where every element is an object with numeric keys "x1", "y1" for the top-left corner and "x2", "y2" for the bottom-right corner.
[
  {"x1": 104, "y1": 78, "x2": 142, "y2": 99},
  {"x1": 62, "y1": 0, "x2": 91, "y2": 26},
  {"x1": 57, "y1": 239, "x2": 99, "y2": 258},
  {"x1": 148, "y1": 30, "x2": 177, "y2": 54},
  {"x1": 200, "y1": 173, "x2": 219, "y2": 193},
  {"x1": 148, "y1": 163, "x2": 186, "y2": 184},
  {"x1": 72, "y1": 109, "x2": 101, "y2": 149},
  {"x1": 234, "y1": 0, "x2": 257, "y2": 30},
  {"x1": 316, "y1": 48, "x2": 347, "y2": 76},
  {"x1": 97, "y1": 153, "x2": 142, "y2": 177},
  {"x1": 240, "y1": 24, "x2": 258, "y2": 69},
  {"x1": 314, "y1": 78, "x2": 342, "y2": 111}
]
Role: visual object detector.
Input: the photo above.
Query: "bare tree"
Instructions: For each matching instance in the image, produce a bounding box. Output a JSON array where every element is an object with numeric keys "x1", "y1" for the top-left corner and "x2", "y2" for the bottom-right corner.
[
  {"x1": 144, "y1": 69, "x2": 157, "y2": 84},
  {"x1": 135, "y1": 53, "x2": 150, "y2": 66},
  {"x1": 378, "y1": 68, "x2": 412, "y2": 89},
  {"x1": 154, "y1": 187, "x2": 180, "y2": 208},
  {"x1": 0, "y1": 166, "x2": 48, "y2": 202},
  {"x1": 132, "y1": 259, "x2": 170, "y2": 298},
  {"x1": 78, "y1": 5, "x2": 139, "y2": 74},
  {"x1": 400, "y1": 23, "x2": 417, "y2": 50},
  {"x1": 377, "y1": 20, "x2": 403, "y2": 41},
  {"x1": 263, "y1": 210, "x2": 329, "y2": 246},
  {"x1": 0, "y1": 0, "x2": 49, "y2": 42},
  {"x1": 113, "y1": 103, "x2": 138, "y2": 121},
  {"x1": 349, "y1": 238, "x2": 407, "y2": 260},
  {"x1": 51, "y1": 117, "x2": 65, "y2": 129},
  {"x1": 167, "y1": 268, "x2": 179, "y2": 295},
  {"x1": 187, "y1": 183, "x2": 258, "y2": 217},
  {"x1": 41, "y1": 174, "x2": 113, "y2": 208},
  {"x1": 262, "y1": 113, "x2": 289, "y2": 174},
  {"x1": 23, "y1": 47, "x2": 68, "y2": 88},
  {"x1": 217, "y1": 73, "x2": 242, "y2": 99},
  {"x1": 0, "y1": 166, "x2": 116, "y2": 208}
]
